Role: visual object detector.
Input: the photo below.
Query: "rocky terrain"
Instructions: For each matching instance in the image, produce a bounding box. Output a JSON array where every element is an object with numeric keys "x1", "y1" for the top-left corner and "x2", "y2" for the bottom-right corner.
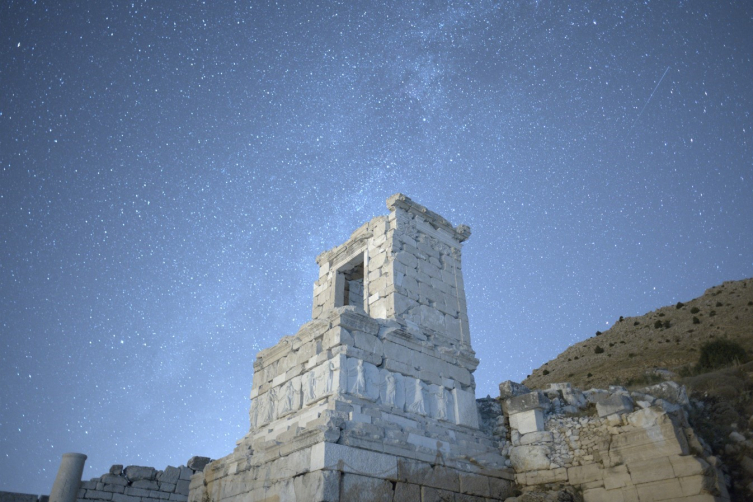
[
  {"x1": 521, "y1": 277, "x2": 753, "y2": 500},
  {"x1": 523, "y1": 278, "x2": 753, "y2": 390}
]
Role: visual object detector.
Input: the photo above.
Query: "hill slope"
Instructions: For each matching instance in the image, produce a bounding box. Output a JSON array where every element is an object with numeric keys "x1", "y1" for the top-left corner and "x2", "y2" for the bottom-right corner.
[{"x1": 523, "y1": 278, "x2": 753, "y2": 390}]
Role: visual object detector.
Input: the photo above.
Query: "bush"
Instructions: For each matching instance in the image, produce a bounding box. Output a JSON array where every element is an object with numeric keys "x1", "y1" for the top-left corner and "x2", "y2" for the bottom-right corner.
[
  {"x1": 663, "y1": 320, "x2": 671, "y2": 329},
  {"x1": 634, "y1": 321, "x2": 640, "y2": 326},
  {"x1": 691, "y1": 307, "x2": 700, "y2": 314},
  {"x1": 676, "y1": 302, "x2": 685, "y2": 309},
  {"x1": 654, "y1": 320, "x2": 663, "y2": 329},
  {"x1": 542, "y1": 369, "x2": 550, "y2": 375},
  {"x1": 587, "y1": 372, "x2": 593, "y2": 378},
  {"x1": 595, "y1": 331, "x2": 602, "y2": 336},
  {"x1": 709, "y1": 310, "x2": 716, "y2": 317},
  {"x1": 693, "y1": 316, "x2": 700, "y2": 324},
  {"x1": 716, "y1": 301, "x2": 723, "y2": 307},
  {"x1": 696, "y1": 339, "x2": 748, "y2": 371},
  {"x1": 594, "y1": 345, "x2": 605, "y2": 354}
]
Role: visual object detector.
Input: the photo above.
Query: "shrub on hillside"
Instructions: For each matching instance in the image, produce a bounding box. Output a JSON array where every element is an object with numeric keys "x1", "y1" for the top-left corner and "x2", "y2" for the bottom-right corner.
[
  {"x1": 594, "y1": 345, "x2": 604, "y2": 354},
  {"x1": 696, "y1": 339, "x2": 748, "y2": 371}
]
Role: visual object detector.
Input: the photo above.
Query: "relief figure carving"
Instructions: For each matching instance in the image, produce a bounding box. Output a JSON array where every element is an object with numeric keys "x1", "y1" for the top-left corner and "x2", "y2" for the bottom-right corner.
[
  {"x1": 435, "y1": 386, "x2": 447, "y2": 420},
  {"x1": 384, "y1": 373, "x2": 397, "y2": 406},
  {"x1": 409, "y1": 379, "x2": 426, "y2": 415}
]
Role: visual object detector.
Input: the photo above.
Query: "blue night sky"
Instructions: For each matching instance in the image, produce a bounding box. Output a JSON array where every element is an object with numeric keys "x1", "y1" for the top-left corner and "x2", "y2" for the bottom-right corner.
[{"x1": 1, "y1": 0, "x2": 751, "y2": 495}]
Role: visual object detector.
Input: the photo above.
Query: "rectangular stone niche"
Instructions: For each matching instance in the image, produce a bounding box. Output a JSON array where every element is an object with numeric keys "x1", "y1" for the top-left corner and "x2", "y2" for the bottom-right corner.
[{"x1": 334, "y1": 252, "x2": 365, "y2": 310}]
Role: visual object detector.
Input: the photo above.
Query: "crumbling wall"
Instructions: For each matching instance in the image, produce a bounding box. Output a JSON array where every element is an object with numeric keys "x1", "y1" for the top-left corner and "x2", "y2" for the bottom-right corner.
[
  {"x1": 75, "y1": 458, "x2": 209, "y2": 502},
  {"x1": 0, "y1": 492, "x2": 48, "y2": 502},
  {"x1": 500, "y1": 381, "x2": 730, "y2": 502}
]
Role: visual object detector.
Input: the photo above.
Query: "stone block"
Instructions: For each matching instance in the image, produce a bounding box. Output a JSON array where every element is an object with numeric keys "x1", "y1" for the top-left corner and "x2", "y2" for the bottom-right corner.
[
  {"x1": 292, "y1": 470, "x2": 339, "y2": 502},
  {"x1": 174, "y1": 480, "x2": 190, "y2": 497},
  {"x1": 340, "y1": 473, "x2": 393, "y2": 502},
  {"x1": 524, "y1": 468, "x2": 568, "y2": 485},
  {"x1": 84, "y1": 491, "x2": 112, "y2": 500},
  {"x1": 157, "y1": 466, "x2": 181, "y2": 484},
  {"x1": 520, "y1": 431, "x2": 553, "y2": 445},
  {"x1": 582, "y1": 487, "x2": 637, "y2": 502},
  {"x1": 603, "y1": 465, "x2": 631, "y2": 490},
  {"x1": 158, "y1": 483, "x2": 175, "y2": 492},
  {"x1": 393, "y1": 482, "x2": 420, "y2": 502},
  {"x1": 148, "y1": 491, "x2": 170, "y2": 500},
  {"x1": 124, "y1": 466, "x2": 156, "y2": 482},
  {"x1": 110, "y1": 465, "x2": 124, "y2": 476},
  {"x1": 102, "y1": 485, "x2": 125, "y2": 494},
  {"x1": 311, "y1": 442, "x2": 398, "y2": 479},
  {"x1": 596, "y1": 394, "x2": 634, "y2": 417},
  {"x1": 678, "y1": 474, "x2": 712, "y2": 497},
  {"x1": 124, "y1": 487, "x2": 150, "y2": 498},
  {"x1": 99, "y1": 475, "x2": 127, "y2": 486},
  {"x1": 634, "y1": 478, "x2": 683, "y2": 501},
  {"x1": 421, "y1": 486, "x2": 456, "y2": 502},
  {"x1": 178, "y1": 467, "x2": 192, "y2": 481},
  {"x1": 353, "y1": 331, "x2": 383, "y2": 356},
  {"x1": 488, "y1": 477, "x2": 514, "y2": 499},
  {"x1": 628, "y1": 457, "x2": 676, "y2": 485},
  {"x1": 609, "y1": 422, "x2": 688, "y2": 465},
  {"x1": 407, "y1": 433, "x2": 450, "y2": 455},
  {"x1": 510, "y1": 445, "x2": 550, "y2": 472},
  {"x1": 505, "y1": 391, "x2": 548, "y2": 414},
  {"x1": 668, "y1": 455, "x2": 708, "y2": 478},
  {"x1": 111, "y1": 495, "x2": 140, "y2": 502},
  {"x1": 397, "y1": 459, "x2": 459, "y2": 492},
  {"x1": 131, "y1": 480, "x2": 158, "y2": 490},
  {"x1": 509, "y1": 409, "x2": 544, "y2": 434},
  {"x1": 453, "y1": 388, "x2": 479, "y2": 428},
  {"x1": 567, "y1": 463, "x2": 604, "y2": 485},
  {"x1": 458, "y1": 472, "x2": 490, "y2": 497}
]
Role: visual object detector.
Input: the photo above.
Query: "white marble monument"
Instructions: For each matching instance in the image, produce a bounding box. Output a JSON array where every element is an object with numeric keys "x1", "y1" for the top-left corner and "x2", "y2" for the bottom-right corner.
[{"x1": 189, "y1": 194, "x2": 513, "y2": 502}]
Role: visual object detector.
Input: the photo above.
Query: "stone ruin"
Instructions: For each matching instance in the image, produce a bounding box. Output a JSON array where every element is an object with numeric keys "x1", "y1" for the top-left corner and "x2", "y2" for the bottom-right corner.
[
  {"x1": 21, "y1": 194, "x2": 734, "y2": 502},
  {"x1": 188, "y1": 194, "x2": 515, "y2": 501},
  {"x1": 498, "y1": 380, "x2": 730, "y2": 502}
]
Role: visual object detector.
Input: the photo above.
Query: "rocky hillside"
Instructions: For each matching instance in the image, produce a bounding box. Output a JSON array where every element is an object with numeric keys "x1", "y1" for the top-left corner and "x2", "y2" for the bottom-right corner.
[{"x1": 523, "y1": 278, "x2": 753, "y2": 390}]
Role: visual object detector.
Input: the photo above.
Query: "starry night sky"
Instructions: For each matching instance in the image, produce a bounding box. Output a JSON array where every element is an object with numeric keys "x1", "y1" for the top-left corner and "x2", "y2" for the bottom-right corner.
[{"x1": 1, "y1": 0, "x2": 752, "y2": 495}]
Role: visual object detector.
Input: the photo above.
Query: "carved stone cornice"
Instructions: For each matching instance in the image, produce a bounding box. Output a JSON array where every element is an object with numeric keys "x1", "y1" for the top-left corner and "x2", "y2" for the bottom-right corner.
[{"x1": 386, "y1": 193, "x2": 471, "y2": 243}]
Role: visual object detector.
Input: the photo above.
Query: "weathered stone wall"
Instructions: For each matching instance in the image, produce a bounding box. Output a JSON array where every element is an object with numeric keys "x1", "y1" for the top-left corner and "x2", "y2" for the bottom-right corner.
[
  {"x1": 500, "y1": 381, "x2": 730, "y2": 502},
  {"x1": 189, "y1": 452, "x2": 515, "y2": 502},
  {"x1": 74, "y1": 458, "x2": 209, "y2": 502},
  {"x1": 0, "y1": 492, "x2": 48, "y2": 502}
]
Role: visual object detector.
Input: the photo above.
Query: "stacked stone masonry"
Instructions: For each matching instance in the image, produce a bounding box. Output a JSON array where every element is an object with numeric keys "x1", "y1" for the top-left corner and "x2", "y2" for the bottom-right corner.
[
  {"x1": 75, "y1": 458, "x2": 209, "y2": 502},
  {"x1": 0, "y1": 493, "x2": 49, "y2": 502},
  {"x1": 499, "y1": 380, "x2": 730, "y2": 502},
  {"x1": 189, "y1": 195, "x2": 514, "y2": 501}
]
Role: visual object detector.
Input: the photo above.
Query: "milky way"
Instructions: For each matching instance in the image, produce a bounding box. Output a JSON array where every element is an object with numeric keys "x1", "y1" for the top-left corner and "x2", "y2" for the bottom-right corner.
[{"x1": 1, "y1": 1, "x2": 752, "y2": 494}]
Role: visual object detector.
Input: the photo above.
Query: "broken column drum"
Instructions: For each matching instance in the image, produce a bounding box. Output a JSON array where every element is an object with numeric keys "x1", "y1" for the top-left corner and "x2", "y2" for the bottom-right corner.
[
  {"x1": 50, "y1": 453, "x2": 87, "y2": 502},
  {"x1": 190, "y1": 194, "x2": 513, "y2": 502}
]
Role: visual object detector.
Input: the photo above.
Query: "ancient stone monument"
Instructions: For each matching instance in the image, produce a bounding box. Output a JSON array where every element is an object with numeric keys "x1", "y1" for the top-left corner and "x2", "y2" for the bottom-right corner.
[{"x1": 189, "y1": 194, "x2": 514, "y2": 501}]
